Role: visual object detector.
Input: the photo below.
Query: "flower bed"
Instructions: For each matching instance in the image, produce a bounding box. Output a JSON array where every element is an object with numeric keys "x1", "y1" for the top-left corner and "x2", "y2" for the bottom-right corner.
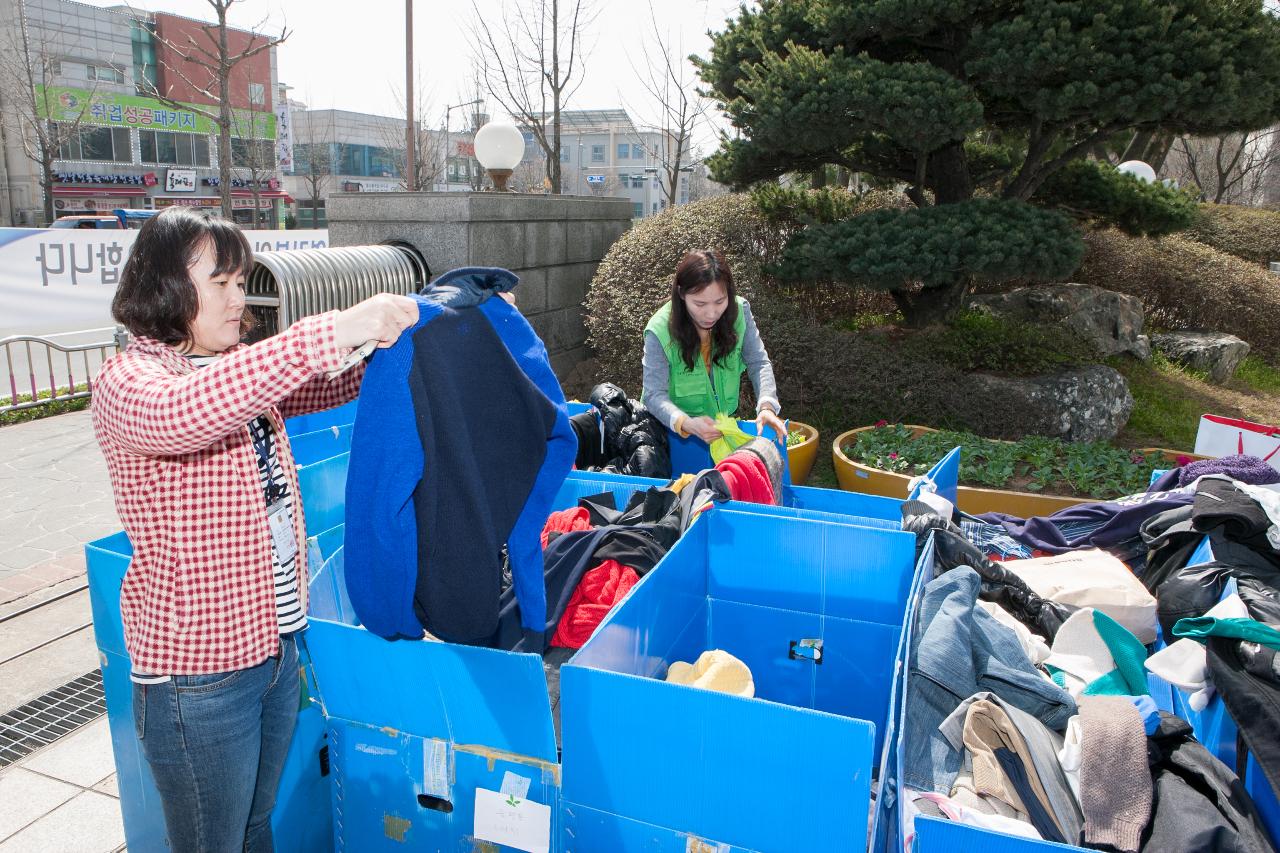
[{"x1": 832, "y1": 424, "x2": 1206, "y2": 516}]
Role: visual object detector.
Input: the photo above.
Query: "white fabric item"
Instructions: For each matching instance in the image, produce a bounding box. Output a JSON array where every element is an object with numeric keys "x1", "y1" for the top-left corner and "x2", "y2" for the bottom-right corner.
[
  {"x1": 1044, "y1": 607, "x2": 1115, "y2": 698},
  {"x1": 1058, "y1": 716, "x2": 1083, "y2": 803},
  {"x1": 903, "y1": 789, "x2": 1044, "y2": 851},
  {"x1": 1000, "y1": 549, "x2": 1157, "y2": 644},
  {"x1": 909, "y1": 474, "x2": 956, "y2": 519},
  {"x1": 979, "y1": 601, "x2": 1052, "y2": 665},
  {"x1": 1145, "y1": 593, "x2": 1250, "y2": 710}
]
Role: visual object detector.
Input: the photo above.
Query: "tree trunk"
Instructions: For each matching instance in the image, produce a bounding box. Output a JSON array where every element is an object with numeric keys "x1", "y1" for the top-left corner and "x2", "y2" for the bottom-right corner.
[
  {"x1": 892, "y1": 277, "x2": 973, "y2": 328},
  {"x1": 41, "y1": 155, "x2": 54, "y2": 225},
  {"x1": 928, "y1": 142, "x2": 973, "y2": 205},
  {"x1": 217, "y1": 6, "x2": 232, "y2": 219},
  {"x1": 1120, "y1": 129, "x2": 1155, "y2": 164}
]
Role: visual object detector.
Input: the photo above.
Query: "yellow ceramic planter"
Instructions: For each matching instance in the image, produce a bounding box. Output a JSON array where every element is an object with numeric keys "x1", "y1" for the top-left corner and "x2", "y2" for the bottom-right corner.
[
  {"x1": 786, "y1": 421, "x2": 819, "y2": 486},
  {"x1": 832, "y1": 426, "x2": 1204, "y2": 517}
]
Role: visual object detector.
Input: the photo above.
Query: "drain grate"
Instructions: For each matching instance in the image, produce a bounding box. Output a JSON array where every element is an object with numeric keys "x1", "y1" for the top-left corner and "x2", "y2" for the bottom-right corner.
[{"x1": 0, "y1": 671, "x2": 106, "y2": 769}]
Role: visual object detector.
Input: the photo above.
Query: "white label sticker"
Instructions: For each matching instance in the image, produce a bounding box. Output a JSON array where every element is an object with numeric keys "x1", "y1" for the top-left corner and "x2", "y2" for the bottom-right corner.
[
  {"x1": 267, "y1": 500, "x2": 298, "y2": 563},
  {"x1": 500, "y1": 770, "x2": 531, "y2": 799},
  {"x1": 473, "y1": 788, "x2": 550, "y2": 853},
  {"x1": 423, "y1": 738, "x2": 449, "y2": 799}
]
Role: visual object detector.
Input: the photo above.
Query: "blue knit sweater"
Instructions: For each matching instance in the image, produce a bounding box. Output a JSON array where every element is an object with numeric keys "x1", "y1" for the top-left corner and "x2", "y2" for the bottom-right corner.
[{"x1": 344, "y1": 279, "x2": 576, "y2": 641}]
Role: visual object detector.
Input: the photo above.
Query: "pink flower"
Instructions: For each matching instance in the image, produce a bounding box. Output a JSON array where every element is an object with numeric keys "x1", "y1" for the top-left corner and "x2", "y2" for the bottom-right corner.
[
  {"x1": 889, "y1": 452, "x2": 898, "y2": 460},
  {"x1": 1131, "y1": 454, "x2": 1145, "y2": 463},
  {"x1": 1176, "y1": 454, "x2": 1192, "y2": 466},
  {"x1": 875, "y1": 419, "x2": 888, "y2": 428}
]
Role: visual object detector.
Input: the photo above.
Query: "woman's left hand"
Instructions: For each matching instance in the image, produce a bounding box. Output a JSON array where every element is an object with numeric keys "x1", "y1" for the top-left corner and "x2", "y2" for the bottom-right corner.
[{"x1": 756, "y1": 407, "x2": 787, "y2": 444}]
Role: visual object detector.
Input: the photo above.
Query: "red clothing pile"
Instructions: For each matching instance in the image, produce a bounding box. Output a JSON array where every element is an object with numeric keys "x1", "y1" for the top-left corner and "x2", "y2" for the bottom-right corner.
[{"x1": 550, "y1": 559, "x2": 639, "y2": 649}]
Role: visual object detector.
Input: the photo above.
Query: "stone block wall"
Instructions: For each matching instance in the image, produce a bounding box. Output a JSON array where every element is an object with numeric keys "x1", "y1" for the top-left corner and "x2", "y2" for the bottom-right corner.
[{"x1": 326, "y1": 192, "x2": 631, "y2": 378}]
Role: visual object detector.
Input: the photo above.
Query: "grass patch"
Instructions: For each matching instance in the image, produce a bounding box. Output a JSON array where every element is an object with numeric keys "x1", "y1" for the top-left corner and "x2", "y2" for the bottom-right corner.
[
  {"x1": 1236, "y1": 355, "x2": 1280, "y2": 394},
  {"x1": 0, "y1": 384, "x2": 91, "y2": 427},
  {"x1": 1111, "y1": 354, "x2": 1205, "y2": 451},
  {"x1": 837, "y1": 311, "x2": 903, "y2": 332}
]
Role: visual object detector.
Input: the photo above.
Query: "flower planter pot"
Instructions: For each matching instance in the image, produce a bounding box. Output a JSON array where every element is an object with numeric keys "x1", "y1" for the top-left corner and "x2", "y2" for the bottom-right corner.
[
  {"x1": 831, "y1": 425, "x2": 1204, "y2": 518},
  {"x1": 786, "y1": 421, "x2": 819, "y2": 486}
]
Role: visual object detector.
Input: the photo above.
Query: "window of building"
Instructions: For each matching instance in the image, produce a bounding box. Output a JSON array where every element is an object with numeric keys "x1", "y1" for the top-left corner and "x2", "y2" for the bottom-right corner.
[
  {"x1": 652, "y1": 202, "x2": 659, "y2": 214},
  {"x1": 447, "y1": 156, "x2": 472, "y2": 183},
  {"x1": 131, "y1": 21, "x2": 158, "y2": 91},
  {"x1": 560, "y1": 148, "x2": 570, "y2": 162},
  {"x1": 50, "y1": 60, "x2": 62, "y2": 76},
  {"x1": 231, "y1": 137, "x2": 274, "y2": 167},
  {"x1": 297, "y1": 200, "x2": 326, "y2": 228},
  {"x1": 680, "y1": 192, "x2": 689, "y2": 204},
  {"x1": 87, "y1": 64, "x2": 125, "y2": 83},
  {"x1": 617, "y1": 143, "x2": 629, "y2": 160},
  {"x1": 631, "y1": 177, "x2": 644, "y2": 189},
  {"x1": 248, "y1": 82, "x2": 265, "y2": 106},
  {"x1": 58, "y1": 125, "x2": 132, "y2": 163},
  {"x1": 139, "y1": 129, "x2": 212, "y2": 166},
  {"x1": 632, "y1": 144, "x2": 644, "y2": 160},
  {"x1": 632, "y1": 202, "x2": 643, "y2": 218},
  {"x1": 591, "y1": 144, "x2": 604, "y2": 163}
]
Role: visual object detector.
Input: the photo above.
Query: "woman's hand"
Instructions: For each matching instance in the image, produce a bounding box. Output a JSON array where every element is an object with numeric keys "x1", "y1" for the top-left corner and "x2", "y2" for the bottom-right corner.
[
  {"x1": 334, "y1": 294, "x2": 419, "y2": 350},
  {"x1": 686, "y1": 416, "x2": 722, "y2": 443},
  {"x1": 756, "y1": 407, "x2": 787, "y2": 443}
]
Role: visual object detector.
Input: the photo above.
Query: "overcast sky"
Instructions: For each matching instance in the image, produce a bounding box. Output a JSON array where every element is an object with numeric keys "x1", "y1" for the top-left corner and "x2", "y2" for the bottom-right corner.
[{"x1": 77, "y1": 0, "x2": 743, "y2": 153}]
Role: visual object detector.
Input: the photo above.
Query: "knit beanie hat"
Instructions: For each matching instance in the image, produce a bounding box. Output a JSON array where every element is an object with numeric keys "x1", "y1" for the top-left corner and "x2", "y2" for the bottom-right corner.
[{"x1": 665, "y1": 649, "x2": 755, "y2": 698}]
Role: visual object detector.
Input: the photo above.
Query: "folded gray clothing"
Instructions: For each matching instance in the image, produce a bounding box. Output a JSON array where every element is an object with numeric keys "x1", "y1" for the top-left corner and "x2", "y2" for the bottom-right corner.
[
  {"x1": 1079, "y1": 695, "x2": 1151, "y2": 853},
  {"x1": 940, "y1": 691, "x2": 1084, "y2": 844}
]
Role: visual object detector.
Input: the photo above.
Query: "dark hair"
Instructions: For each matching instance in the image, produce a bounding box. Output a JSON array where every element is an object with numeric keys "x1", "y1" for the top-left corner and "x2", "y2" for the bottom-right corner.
[
  {"x1": 112, "y1": 206, "x2": 254, "y2": 347},
  {"x1": 669, "y1": 249, "x2": 738, "y2": 371}
]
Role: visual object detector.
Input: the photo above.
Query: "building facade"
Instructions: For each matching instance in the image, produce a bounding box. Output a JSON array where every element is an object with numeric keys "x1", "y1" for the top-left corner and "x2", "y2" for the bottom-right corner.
[
  {"x1": 282, "y1": 107, "x2": 483, "y2": 228},
  {"x1": 0, "y1": 0, "x2": 284, "y2": 226},
  {"x1": 521, "y1": 109, "x2": 689, "y2": 218}
]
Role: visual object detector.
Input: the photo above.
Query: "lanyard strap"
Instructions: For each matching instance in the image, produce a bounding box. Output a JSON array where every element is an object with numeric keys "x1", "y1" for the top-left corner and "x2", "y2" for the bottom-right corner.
[{"x1": 251, "y1": 418, "x2": 286, "y2": 504}]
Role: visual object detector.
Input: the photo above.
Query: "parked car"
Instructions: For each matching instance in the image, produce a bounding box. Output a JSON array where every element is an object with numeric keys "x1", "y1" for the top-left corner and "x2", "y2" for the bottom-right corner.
[{"x1": 49, "y1": 209, "x2": 159, "y2": 229}]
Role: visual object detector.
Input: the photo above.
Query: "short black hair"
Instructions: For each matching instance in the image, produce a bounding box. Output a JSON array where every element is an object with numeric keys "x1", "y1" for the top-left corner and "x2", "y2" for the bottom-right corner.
[{"x1": 112, "y1": 206, "x2": 253, "y2": 346}]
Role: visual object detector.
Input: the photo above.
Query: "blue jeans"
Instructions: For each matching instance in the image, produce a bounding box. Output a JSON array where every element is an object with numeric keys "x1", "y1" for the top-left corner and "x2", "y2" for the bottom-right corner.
[{"x1": 133, "y1": 633, "x2": 300, "y2": 853}]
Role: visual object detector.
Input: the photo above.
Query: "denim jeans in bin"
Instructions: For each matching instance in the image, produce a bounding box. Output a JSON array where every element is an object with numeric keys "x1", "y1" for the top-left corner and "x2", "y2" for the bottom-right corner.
[{"x1": 133, "y1": 632, "x2": 301, "y2": 853}]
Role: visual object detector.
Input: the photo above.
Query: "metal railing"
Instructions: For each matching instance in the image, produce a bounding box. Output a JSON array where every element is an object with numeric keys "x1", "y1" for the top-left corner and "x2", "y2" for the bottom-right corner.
[{"x1": 0, "y1": 327, "x2": 123, "y2": 415}]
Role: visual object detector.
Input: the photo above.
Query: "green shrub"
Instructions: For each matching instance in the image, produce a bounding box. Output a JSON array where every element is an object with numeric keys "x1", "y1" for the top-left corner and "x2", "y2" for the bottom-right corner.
[
  {"x1": 1184, "y1": 203, "x2": 1280, "y2": 267},
  {"x1": 1075, "y1": 228, "x2": 1280, "y2": 358},
  {"x1": 906, "y1": 310, "x2": 1100, "y2": 376}
]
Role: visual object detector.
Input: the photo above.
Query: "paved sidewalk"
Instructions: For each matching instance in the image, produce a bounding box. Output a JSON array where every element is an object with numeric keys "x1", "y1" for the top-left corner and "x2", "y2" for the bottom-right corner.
[
  {"x1": 0, "y1": 411, "x2": 119, "y2": 604},
  {"x1": 0, "y1": 718, "x2": 125, "y2": 852}
]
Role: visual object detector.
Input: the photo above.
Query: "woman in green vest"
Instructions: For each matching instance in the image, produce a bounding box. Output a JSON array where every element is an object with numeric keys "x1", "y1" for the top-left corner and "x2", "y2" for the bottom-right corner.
[{"x1": 641, "y1": 249, "x2": 784, "y2": 444}]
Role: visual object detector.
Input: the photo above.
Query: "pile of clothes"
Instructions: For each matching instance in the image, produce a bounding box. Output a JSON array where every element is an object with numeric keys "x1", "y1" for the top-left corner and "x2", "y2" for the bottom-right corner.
[
  {"x1": 570, "y1": 383, "x2": 670, "y2": 478},
  {"x1": 531, "y1": 436, "x2": 785, "y2": 653},
  {"x1": 899, "y1": 452, "x2": 1280, "y2": 851}
]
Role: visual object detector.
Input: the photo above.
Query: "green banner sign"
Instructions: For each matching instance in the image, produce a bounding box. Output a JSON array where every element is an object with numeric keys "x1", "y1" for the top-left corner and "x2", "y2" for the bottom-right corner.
[{"x1": 35, "y1": 85, "x2": 275, "y2": 139}]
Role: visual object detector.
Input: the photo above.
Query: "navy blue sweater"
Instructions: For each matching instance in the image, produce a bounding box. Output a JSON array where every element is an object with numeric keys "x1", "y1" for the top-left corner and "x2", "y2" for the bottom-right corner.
[{"x1": 345, "y1": 282, "x2": 576, "y2": 641}]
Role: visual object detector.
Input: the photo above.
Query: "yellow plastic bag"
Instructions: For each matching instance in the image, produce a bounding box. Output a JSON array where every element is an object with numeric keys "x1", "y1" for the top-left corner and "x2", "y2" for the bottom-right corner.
[{"x1": 709, "y1": 414, "x2": 752, "y2": 463}]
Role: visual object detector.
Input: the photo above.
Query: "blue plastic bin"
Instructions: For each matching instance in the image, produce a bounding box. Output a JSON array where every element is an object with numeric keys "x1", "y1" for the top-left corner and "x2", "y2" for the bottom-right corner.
[
  {"x1": 84, "y1": 532, "x2": 334, "y2": 852},
  {"x1": 283, "y1": 400, "x2": 357, "y2": 436},
  {"x1": 559, "y1": 508, "x2": 923, "y2": 851}
]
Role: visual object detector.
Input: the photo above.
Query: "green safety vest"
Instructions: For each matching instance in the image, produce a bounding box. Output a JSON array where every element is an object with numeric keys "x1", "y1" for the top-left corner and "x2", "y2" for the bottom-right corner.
[{"x1": 643, "y1": 297, "x2": 747, "y2": 419}]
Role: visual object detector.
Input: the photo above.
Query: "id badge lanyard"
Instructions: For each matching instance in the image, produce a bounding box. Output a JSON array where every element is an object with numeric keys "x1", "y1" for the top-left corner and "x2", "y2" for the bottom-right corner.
[{"x1": 252, "y1": 420, "x2": 297, "y2": 562}]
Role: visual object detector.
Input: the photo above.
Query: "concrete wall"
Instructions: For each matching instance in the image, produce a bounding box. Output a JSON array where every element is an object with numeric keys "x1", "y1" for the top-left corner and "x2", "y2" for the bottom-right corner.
[{"x1": 326, "y1": 191, "x2": 631, "y2": 378}]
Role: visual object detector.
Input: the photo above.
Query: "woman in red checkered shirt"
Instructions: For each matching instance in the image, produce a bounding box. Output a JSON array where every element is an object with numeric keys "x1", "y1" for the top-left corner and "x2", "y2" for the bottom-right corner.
[{"x1": 92, "y1": 206, "x2": 417, "y2": 852}]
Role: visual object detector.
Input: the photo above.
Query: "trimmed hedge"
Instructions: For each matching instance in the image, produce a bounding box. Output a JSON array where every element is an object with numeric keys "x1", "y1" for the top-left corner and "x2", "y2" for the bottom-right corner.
[
  {"x1": 1075, "y1": 228, "x2": 1280, "y2": 357},
  {"x1": 1184, "y1": 203, "x2": 1280, "y2": 267}
]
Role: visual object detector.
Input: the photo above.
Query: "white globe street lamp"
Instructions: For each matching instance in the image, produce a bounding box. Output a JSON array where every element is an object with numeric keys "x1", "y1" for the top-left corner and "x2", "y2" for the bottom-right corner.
[
  {"x1": 1117, "y1": 160, "x2": 1157, "y2": 183},
  {"x1": 474, "y1": 120, "x2": 525, "y2": 192}
]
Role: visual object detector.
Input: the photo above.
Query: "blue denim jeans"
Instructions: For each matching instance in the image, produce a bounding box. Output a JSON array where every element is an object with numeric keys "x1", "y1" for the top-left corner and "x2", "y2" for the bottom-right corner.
[{"x1": 133, "y1": 633, "x2": 300, "y2": 853}]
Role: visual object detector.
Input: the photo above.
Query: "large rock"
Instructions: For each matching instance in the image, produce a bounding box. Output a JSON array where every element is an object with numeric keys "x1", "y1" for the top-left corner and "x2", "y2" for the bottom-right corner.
[
  {"x1": 969, "y1": 366, "x2": 1134, "y2": 442},
  {"x1": 968, "y1": 283, "x2": 1150, "y2": 359},
  {"x1": 1151, "y1": 331, "x2": 1251, "y2": 384}
]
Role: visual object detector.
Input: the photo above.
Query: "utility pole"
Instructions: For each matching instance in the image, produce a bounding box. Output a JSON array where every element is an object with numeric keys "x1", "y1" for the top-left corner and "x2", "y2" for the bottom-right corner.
[{"x1": 405, "y1": 0, "x2": 415, "y2": 190}]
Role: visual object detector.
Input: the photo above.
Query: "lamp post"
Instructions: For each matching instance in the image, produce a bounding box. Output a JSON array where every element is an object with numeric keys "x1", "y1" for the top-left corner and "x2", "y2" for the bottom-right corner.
[
  {"x1": 443, "y1": 98, "x2": 483, "y2": 190},
  {"x1": 474, "y1": 120, "x2": 524, "y2": 192}
]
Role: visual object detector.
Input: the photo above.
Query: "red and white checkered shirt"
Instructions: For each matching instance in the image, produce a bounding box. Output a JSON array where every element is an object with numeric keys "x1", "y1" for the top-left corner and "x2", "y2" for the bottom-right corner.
[{"x1": 92, "y1": 312, "x2": 363, "y2": 674}]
